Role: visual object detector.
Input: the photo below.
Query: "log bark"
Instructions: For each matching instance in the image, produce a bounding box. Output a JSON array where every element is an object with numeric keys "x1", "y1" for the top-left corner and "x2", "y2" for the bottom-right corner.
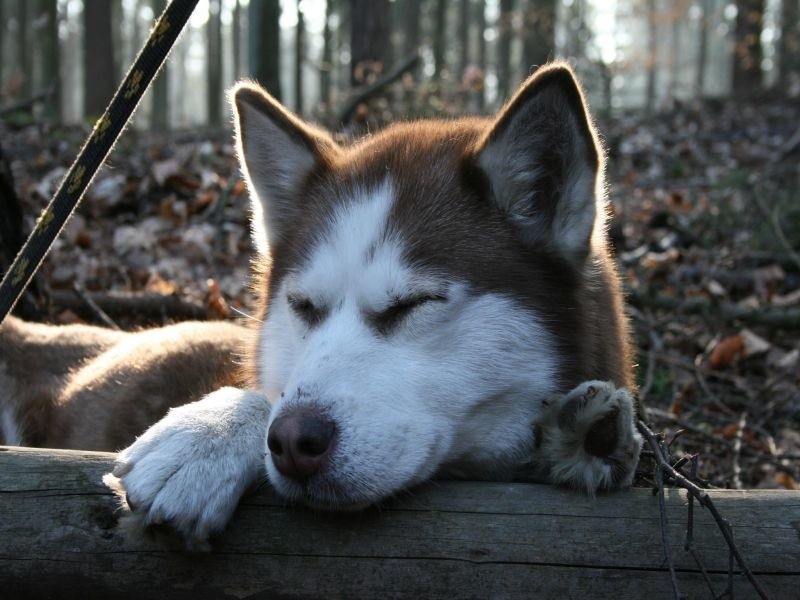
[{"x1": 1, "y1": 446, "x2": 798, "y2": 599}]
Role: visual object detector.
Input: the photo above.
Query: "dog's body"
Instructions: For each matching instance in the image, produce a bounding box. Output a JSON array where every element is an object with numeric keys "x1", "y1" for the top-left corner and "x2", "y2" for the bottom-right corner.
[{"x1": 1, "y1": 63, "x2": 642, "y2": 547}]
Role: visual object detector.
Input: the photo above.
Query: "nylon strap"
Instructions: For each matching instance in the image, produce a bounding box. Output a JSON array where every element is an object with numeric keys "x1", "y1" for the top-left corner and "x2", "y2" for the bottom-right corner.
[{"x1": 0, "y1": 0, "x2": 200, "y2": 323}]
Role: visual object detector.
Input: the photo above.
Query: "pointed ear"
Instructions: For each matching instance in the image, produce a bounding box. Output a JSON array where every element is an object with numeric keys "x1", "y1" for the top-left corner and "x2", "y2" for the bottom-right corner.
[
  {"x1": 473, "y1": 63, "x2": 603, "y2": 264},
  {"x1": 231, "y1": 81, "x2": 339, "y2": 254}
]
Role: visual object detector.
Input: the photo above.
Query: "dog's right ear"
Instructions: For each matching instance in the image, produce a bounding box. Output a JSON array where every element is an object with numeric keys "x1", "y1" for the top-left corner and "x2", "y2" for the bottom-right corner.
[{"x1": 231, "y1": 82, "x2": 338, "y2": 254}]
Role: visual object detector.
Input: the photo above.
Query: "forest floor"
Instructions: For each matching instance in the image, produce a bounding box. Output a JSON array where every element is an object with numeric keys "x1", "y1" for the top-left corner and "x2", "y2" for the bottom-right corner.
[{"x1": 2, "y1": 94, "x2": 799, "y2": 491}]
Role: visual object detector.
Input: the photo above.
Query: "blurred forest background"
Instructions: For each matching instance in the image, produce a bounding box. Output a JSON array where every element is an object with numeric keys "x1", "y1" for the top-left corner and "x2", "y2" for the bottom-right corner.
[
  {"x1": 0, "y1": 0, "x2": 798, "y2": 491},
  {"x1": 0, "y1": 0, "x2": 798, "y2": 125}
]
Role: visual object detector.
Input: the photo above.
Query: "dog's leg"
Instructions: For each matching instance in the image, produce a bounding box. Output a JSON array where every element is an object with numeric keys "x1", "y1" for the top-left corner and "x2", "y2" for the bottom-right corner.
[
  {"x1": 104, "y1": 387, "x2": 270, "y2": 550},
  {"x1": 534, "y1": 381, "x2": 642, "y2": 493}
]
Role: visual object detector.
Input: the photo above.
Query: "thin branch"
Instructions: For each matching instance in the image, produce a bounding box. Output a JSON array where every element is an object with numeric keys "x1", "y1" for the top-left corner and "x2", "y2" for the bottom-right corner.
[
  {"x1": 637, "y1": 419, "x2": 770, "y2": 599},
  {"x1": 71, "y1": 284, "x2": 121, "y2": 330},
  {"x1": 338, "y1": 52, "x2": 421, "y2": 124}
]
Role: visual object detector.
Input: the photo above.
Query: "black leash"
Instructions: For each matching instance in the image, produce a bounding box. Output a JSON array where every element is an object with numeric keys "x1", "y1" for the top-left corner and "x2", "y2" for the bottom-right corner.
[{"x1": 0, "y1": 0, "x2": 200, "y2": 324}]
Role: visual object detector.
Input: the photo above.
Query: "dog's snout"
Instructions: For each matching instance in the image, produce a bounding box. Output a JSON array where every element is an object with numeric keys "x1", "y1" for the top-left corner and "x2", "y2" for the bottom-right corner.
[{"x1": 268, "y1": 408, "x2": 336, "y2": 482}]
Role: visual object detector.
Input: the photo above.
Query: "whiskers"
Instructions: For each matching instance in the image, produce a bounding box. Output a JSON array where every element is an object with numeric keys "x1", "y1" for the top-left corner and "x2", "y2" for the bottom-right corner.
[{"x1": 230, "y1": 306, "x2": 262, "y2": 323}]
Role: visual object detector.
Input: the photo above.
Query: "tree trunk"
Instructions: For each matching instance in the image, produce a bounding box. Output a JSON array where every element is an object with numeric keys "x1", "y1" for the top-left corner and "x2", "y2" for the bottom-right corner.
[
  {"x1": 645, "y1": 0, "x2": 657, "y2": 114},
  {"x1": 403, "y1": 0, "x2": 422, "y2": 57},
  {"x1": 0, "y1": 2, "x2": 4, "y2": 93},
  {"x1": 249, "y1": 0, "x2": 282, "y2": 100},
  {"x1": 476, "y1": 0, "x2": 487, "y2": 110},
  {"x1": 732, "y1": 0, "x2": 764, "y2": 93},
  {"x1": 432, "y1": 0, "x2": 447, "y2": 82},
  {"x1": 521, "y1": 0, "x2": 555, "y2": 75},
  {"x1": 349, "y1": 0, "x2": 391, "y2": 87},
  {"x1": 232, "y1": 0, "x2": 242, "y2": 80},
  {"x1": 779, "y1": 0, "x2": 799, "y2": 89},
  {"x1": 294, "y1": 1, "x2": 305, "y2": 113},
  {"x1": 37, "y1": 0, "x2": 60, "y2": 120},
  {"x1": 17, "y1": 0, "x2": 31, "y2": 99},
  {"x1": 320, "y1": 0, "x2": 333, "y2": 112},
  {"x1": 207, "y1": 0, "x2": 223, "y2": 126},
  {"x1": 83, "y1": 0, "x2": 116, "y2": 117},
  {"x1": 151, "y1": 0, "x2": 169, "y2": 130},
  {"x1": 496, "y1": 0, "x2": 514, "y2": 101},
  {"x1": 695, "y1": 0, "x2": 711, "y2": 97},
  {"x1": 458, "y1": 0, "x2": 470, "y2": 81}
]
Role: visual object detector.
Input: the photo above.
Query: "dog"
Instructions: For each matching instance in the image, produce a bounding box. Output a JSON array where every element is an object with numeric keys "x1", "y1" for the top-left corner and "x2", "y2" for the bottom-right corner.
[{"x1": 0, "y1": 62, "x2": 642, "y2": 548}]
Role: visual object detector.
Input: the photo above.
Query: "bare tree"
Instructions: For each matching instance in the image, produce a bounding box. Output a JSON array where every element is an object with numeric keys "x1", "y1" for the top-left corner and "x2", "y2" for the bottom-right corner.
[
  {"x1": 349, "y1": 0, "x2": 391, "y2": 86},
  {"x1": 0, "y1": 3, "x2": 4, "y2": 93},
  {"x1": 320, "y1": 0, "x2": 334, "y2": 111},
  {"x1": 17, "y1": 0, "x2": 31, "y2": 99},
  {"x1": 402, "y1": 0, "x2": 422, "y2": 57},
  {"x1": 695, "y1": 0, "x2": 712, "y2": 97},
  {"x1": 645, "y1": 0, "x2": 658, "y2": 113},
  {"x1": 83, "y1": 0, "x2": 116, "y2": 117},
  {"x1": 496, "y1": 0, "x2": 515, "y2": 101},
  {"x1": 295, "y1": 0, "x2": 305, "y2": 113},
  {"x1": 249, "y1": 0, "x2": 282, "y2": 100},
  {"x1": 476, "y1": 0, "x2": 487, "y2": 110},
  {"x1": 233, "y1": 0, "x2": 242, "y2": 80},
  {"x1": 779, "y1": 0, "x2": 799, "y2": 89},
  {"x1": 521, "y1": 0, "x2": 555, "y2": 75},
  {"x1": 432, "y1": 0, "x2": 447, "y2": 81},
  {"x1": 151, "y1": 0, "x2": 169, "y2": 130},
  {"x1": 732, "y1": 0, "x2": 765, "y2": 93},
  {"x1": 207, "y1": 0, "x2": 223, "y2": 125},
  {"x1": 458, "y1": 0, "x2": 470, "y2": 81},
  {"x1": 37, "y1": 0, "x2": 60, "y2": 119}
]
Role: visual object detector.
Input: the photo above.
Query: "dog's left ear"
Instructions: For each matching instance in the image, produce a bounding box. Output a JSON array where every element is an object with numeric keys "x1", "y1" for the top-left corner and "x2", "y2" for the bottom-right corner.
[{"x1": 473, "y1": 63, "x2": 602, "y2": 264}]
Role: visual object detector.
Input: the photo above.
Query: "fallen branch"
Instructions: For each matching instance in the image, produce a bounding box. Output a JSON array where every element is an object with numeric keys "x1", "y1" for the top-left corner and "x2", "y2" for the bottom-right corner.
[
  {"x1": 49, "y1": 290, "x2": 209, "y2": 323},
  {"x1": 338, "y1": 52, "x2": 421, "y2": 124},
  {"x1": 627, "y1": 290, "x2": 800, "y2": 329},
  {"x1": 0, "y1": 84, "x2": 57, "y2": 117}
]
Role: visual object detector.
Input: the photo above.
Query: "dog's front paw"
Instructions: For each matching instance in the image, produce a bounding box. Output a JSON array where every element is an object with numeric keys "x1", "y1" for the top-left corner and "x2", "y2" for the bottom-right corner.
[
  {"x1": 103, "y1": 387, "x2": 270, "y2": 550},
  {"x1": 536, "y1": 381, "x2": 642, "y2": 493}
]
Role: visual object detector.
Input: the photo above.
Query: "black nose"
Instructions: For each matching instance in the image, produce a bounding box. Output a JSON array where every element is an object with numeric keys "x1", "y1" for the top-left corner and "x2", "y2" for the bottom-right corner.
[{"x1": 267, "y1": 408, "x2": 336, "y2": 482}]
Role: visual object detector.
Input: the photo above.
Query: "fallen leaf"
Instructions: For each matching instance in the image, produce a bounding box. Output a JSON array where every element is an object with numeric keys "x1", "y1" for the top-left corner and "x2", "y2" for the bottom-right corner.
[
  {"x1": 775, "y1": 472, "x2": 798, "y2": 490},
  {"x1": 709, "y1": 334, "x2": 744, "y2": 369},
  {"x1": 740, "y1": 329, "x2": 771, "y2": 357}
]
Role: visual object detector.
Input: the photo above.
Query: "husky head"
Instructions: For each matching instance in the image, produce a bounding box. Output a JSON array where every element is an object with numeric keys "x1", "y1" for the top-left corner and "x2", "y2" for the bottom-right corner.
[{"x1": 232, "y1": 63, "x2": 629, "y2": 509}]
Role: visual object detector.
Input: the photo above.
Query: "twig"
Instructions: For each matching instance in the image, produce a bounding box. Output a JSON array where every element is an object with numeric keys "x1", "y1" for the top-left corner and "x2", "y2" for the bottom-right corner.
[
  {"x1": 637, "y1": 419, "x2": 770, "y2": 599},
  {"x1": 339, "y1": 52, "x2": 421, "y2": 124},
  {"x1": 753, "y1": 194, "x2": 800, "y2": 272},
  {"x1": 71, "y1": 284, "x2": 121, "y2": 330},
  {"x1": 652, "y1": 435, "x2": 684, "y2": 599},
  {"x1": 732, "y1": 412, "x2": 747, "y2": 490},
  {"x1": 683, "y1": 455, "x2": 718, "y2": 596}
]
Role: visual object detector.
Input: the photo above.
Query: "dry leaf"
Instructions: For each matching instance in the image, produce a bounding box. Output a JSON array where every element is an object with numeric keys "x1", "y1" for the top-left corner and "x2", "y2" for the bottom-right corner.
[
  {"x1": 709, "y1": 334, "x2": 743, "y2": 369},
  {"x1": 740, "y1": 328, "x2": 771, "y2": 357},
  {"x1": 775, "y1": 472, "x2": 798, "y2": 490}
]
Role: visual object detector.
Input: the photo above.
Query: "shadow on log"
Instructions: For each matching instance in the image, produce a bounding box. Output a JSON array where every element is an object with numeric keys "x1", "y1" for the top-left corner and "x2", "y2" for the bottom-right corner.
[{"x1": 1, "y1": 446, "x2": 798, "y2": 599}]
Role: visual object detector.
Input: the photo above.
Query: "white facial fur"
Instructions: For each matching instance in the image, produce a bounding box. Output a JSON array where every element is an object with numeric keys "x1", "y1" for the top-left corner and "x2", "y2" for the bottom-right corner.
[{"x1": 258, "y1": 179, "x2": 559, "y2": 508}]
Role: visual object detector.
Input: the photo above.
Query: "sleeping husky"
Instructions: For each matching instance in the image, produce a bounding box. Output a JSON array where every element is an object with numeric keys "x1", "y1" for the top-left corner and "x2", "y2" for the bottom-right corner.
[{"x1": 0, "y1": 63, "x2": 642, "y2": 547}]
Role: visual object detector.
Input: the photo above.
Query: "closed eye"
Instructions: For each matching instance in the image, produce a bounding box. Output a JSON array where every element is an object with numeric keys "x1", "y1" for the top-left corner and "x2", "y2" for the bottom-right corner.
[
  {"x1": 287, "y1": 295, "x2": 326, "y2": 327},
  {"x1": 370, "y1": 294, "x2": 447, "y2": 335}
]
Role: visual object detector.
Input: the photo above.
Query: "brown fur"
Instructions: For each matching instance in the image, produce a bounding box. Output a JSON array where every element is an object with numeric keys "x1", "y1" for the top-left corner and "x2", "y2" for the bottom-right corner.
[{"x1": 0, "y1": 316, "x2": 249, "y2": 450}]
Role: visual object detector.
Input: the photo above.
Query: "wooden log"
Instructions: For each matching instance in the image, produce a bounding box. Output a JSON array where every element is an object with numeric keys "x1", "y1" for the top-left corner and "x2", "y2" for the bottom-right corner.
[{"x1": 1, "y1": 446, "x2": 798, "y2": 599}]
